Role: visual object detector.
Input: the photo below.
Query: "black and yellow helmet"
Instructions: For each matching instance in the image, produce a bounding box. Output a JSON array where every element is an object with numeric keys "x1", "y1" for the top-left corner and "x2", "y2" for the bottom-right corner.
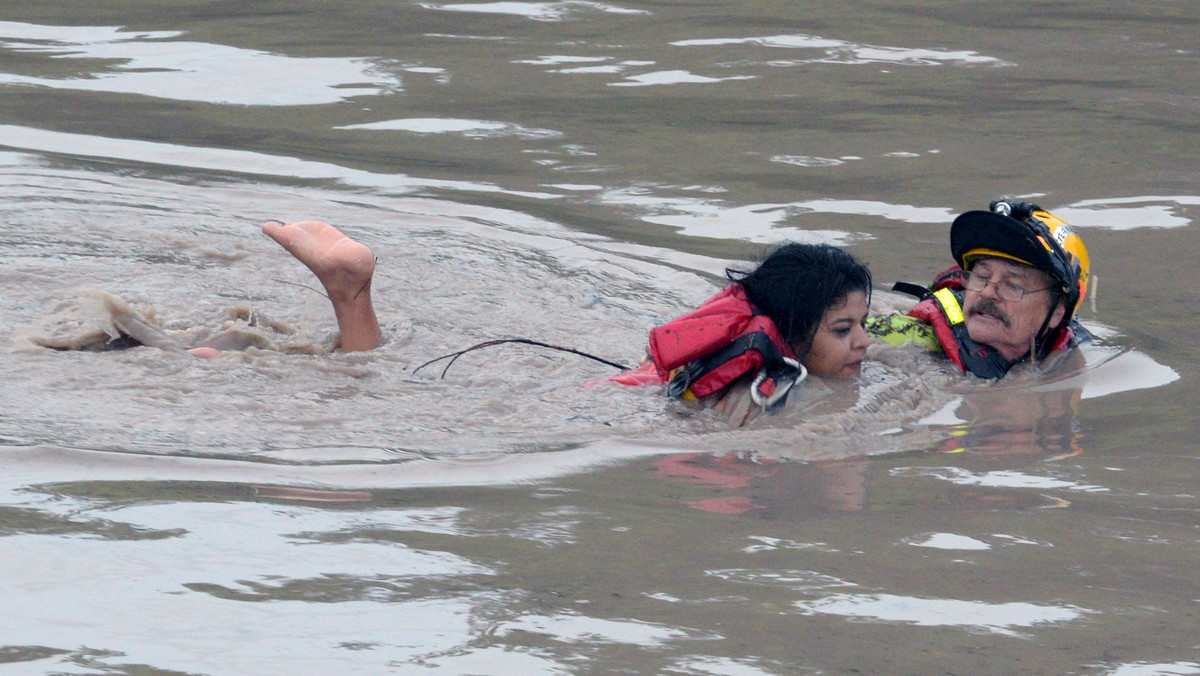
[{"x1": 951, "y1": 199, "x2": 1090, "y2": 326}]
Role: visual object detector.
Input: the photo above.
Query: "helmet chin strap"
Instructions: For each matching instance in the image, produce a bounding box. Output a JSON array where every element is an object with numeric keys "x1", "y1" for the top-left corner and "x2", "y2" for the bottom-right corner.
[{"x1": 1031, "y1": 295, "x2": 1066, "y2": 361}]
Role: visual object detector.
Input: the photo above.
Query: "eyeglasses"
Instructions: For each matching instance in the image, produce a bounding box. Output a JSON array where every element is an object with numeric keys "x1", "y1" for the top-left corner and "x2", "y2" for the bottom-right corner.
[{"x1": 962, "y1": 270, "x2": 1057, "y2": 303}]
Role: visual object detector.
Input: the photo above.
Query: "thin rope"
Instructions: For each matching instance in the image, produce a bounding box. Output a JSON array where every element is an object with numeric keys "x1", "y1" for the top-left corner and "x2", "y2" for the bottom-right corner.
[{"x1": 412, "y1": 338, "x2": 632, "y2": 378}]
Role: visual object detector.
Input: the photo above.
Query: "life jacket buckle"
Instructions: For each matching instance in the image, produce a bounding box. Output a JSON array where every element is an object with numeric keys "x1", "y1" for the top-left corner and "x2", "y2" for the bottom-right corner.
[
  {"x1": 750, "y1": 358, "x2": 807, "y2": 410},
  {"x1": 665, "y1": 360, "x2": 704, "y2": 399}
]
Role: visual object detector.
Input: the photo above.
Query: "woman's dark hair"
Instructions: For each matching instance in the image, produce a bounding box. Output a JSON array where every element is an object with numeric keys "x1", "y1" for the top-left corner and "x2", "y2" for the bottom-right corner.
[{"x1": 726, "y1": 243, "x2": 871, "y2": 355}]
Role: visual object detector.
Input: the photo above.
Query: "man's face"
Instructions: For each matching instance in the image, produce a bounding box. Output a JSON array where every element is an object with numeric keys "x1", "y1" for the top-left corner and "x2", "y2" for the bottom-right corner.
[{"x1": 963, "y1": 258, "x2": 1066, "y2": 363}]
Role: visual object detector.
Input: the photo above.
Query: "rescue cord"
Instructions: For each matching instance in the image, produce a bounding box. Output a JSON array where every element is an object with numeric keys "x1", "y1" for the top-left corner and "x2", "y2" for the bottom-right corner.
[{"x1": 413, "y1": 339, "x2": 632, "y2": 378}]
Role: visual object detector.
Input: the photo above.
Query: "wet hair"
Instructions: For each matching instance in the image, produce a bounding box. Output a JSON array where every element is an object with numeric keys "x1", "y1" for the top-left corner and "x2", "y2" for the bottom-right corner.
[{"x1": 726, "y1": 243, "x2": 872, "y2": 356}]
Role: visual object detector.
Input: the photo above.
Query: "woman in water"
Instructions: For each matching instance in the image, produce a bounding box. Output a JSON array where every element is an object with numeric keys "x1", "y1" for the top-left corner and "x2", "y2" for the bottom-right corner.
[
  {"x1": 728, "y1": 242, "x2": 873, "y2": 381},
  {"x1": 608, "y1": 241, "x2": 873, "y2": 423}
]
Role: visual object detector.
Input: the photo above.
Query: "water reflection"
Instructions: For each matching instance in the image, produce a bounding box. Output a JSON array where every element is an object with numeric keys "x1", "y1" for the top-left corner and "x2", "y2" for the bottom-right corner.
[
  {"x1": 336, "y1": 117, "x2": 563, "y2": 139},
  {"x1": 596, "y1": 189, "x2": 861, "y2": 244},
  {"x1": 652, "y1": 358, "x2": 1109, "y2": 518},
  {"x1": 596, "y1": 191, "x2": 963, "y2": 244},
  {"x1": 494, "y1": 613, "x2": 706, "y2": 646},
  {"x1": 904, "y1": 532, "x2": 992, "y2": 550},
  {"x1": 1104, "y1": 661, "x2": 1200, "y2": 676},
  {"x1": 1, "y1": 491, "x2": 503, "y2": 673},
  {"x1": 610, "y1": 70, "x2": 758, "y2": 87},
  {"x1": 0, "y1": 124, "x2": 559, "y2": 198},
  {"x1": 672, "y1": 34, "x2": 1011, "y2": 68},
  {"x1": 663, "y1": 656, "x2": 784, "y2": 676},
  {"x1": 419, "y1": 1, "x2": 650, "y2": 21},
  {"x1": 0, "y1": 0, "x2": 1197, "y2": 671},
  {"x1": 516, "y1": 55, "x2": 656, "y2": 76},
  {"x1": 0, "y1": 21, "x2": 401, "y2": 105},
  {"x1": 1058, "y1": 197, "x2": 1200, "y2": 230},
  {"x1": 706, "y1": 568, "x2": 853, "y2": 592},
  {"x1": 902, "y1": 532, "x2": 1051, "y2": 551},
  {"x1": 0, "y1": 474, "x2": 731, "y2": 674},
  {"x1": 793, "y1": 593, "x2": 1089, "y2": 636}
]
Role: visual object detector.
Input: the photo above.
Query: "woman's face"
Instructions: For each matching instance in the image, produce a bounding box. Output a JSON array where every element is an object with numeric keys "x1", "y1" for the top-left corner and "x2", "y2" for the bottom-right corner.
[{"x1": 801, "y1": 290, "x2": 871, "y2": 378}]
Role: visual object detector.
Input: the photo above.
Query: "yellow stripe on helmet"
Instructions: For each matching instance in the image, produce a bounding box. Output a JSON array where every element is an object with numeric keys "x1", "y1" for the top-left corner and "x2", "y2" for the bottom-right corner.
[{"x1": 960, "y1": 247, "x2": 1034, "y2": 269}]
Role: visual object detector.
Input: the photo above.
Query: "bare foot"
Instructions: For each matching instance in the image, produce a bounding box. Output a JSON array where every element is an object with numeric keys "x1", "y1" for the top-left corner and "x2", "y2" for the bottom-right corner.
[
  {"x1": 262, "y1": 221, "x2": 375, "y2": 300},
  {"x1": 262, "y1": 221, "x2": 382, "y2": 352}
]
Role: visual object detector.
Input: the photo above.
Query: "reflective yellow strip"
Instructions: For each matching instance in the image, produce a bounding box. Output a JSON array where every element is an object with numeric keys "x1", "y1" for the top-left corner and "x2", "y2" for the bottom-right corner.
[
  {"x1": 940, "y1": 428, "x2": 968, "y2": 453},
  {"x1": 933, "y1": 288, "x2": 965, "y2": 325}
]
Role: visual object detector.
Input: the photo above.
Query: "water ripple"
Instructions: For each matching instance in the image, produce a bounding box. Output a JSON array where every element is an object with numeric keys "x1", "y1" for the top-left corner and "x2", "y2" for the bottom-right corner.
[
  {"x1": 672, "y1": 34, "x2": 1012, "y2": 68},
  {"x1": 0, "y1": 21, "x2": 400, "y2": 105},
  {"x1": 794, "y1": 593, "x2": 1090, "y2": 636},
  {"x1": 1058, "y1": 196, "x2": 1200, "y2": 230},
  {"x1": 419, "y1": 1, "x2": 649, "y2": 22},
  {"x1": 337, "y1": 117, "x2": 563, "y2": 139}
]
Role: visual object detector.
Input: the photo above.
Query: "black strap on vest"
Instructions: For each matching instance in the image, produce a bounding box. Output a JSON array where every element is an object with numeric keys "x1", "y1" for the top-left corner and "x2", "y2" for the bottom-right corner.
[
  {"x1": 666, "y1": 331, "x2": 779, "y2": 397},
  {"x1": 937, "y1": 290, "x2": 1013, "y2": 378},
  {"x1": 666, "y1": 330, "x2": 800, "y2": 407},
  {"x1": 892, "y1": 279, "x2": 1011, "y2": 378},
  {"x1": 948, "y1": 323, "x2": 1013, "y2": 378},
  {"x1": 891, "y1": 281, "x2": 933, "y2": 300},
  {"x1": 889, "y1": 281, "x2": 1012, "y2": 378}
]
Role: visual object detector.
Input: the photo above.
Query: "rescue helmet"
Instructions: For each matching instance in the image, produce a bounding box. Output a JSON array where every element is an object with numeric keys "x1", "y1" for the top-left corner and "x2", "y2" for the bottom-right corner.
[{"x1": 950, "y1": 199, "x2": 1090, "y2": 325}]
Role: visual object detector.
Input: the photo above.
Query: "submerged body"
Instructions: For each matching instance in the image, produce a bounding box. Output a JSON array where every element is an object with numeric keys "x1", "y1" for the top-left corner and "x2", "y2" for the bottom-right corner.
[{"x1": 31, "y1": 221, "x2": 382, "y2": 359}]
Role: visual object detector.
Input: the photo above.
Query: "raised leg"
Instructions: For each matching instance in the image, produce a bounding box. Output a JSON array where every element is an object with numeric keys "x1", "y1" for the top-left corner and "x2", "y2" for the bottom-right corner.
[{"x1": 260, "y1": 220, "x2": 381, "y2": 352}]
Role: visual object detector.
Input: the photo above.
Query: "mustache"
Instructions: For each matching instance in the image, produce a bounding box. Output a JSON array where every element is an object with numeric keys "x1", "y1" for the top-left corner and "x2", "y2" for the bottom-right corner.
[{"x1": 966, "y1": 299, "x2": 1011, "y2": 327}]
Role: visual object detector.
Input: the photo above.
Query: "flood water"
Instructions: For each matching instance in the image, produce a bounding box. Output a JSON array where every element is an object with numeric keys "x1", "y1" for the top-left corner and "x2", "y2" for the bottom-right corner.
[{"x1": 1, "y1": 1, "x2": 1198, "y2": 674}]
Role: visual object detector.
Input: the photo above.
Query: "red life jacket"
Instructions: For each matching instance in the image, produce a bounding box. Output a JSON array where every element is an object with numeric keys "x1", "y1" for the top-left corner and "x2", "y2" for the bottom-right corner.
[
  {"x1": 901, "y1": 267, "x2": 1076, "y2": 378},
  {"x1": 647, "y1": 284, "x2": 804, "y2": 407},
  {"x1": 604, "y1": 284, "x2": 804, "y2": 409}
]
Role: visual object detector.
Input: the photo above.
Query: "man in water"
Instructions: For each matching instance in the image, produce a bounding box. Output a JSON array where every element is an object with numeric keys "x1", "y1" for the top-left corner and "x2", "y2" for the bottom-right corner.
[{"x1": 871, "y1": 199, "x2": 1091, "y2": 378}]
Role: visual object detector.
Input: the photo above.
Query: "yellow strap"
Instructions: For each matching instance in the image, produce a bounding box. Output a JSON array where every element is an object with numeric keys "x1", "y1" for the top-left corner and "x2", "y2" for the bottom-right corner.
[
  {"x1": 933, "y1": 288, "x2": 965, "y2": 325},
  {"x1": 668, "y1": 367, "x2": 698, "y2": 400}
]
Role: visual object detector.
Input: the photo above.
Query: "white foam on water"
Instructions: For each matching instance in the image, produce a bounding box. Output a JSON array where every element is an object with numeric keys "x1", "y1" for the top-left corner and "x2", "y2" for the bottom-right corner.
[
  {"x1": 419, "y1": 1, "x2": 649, "y2": 21},
  {"x1": 794, "y1": 593, "x2": 1089, "y2": 636},
  {"x1": 337, "y1": 117, "x2": 563, "y2": 139},
  {"x1": 1103, "y1": 662, "x2": 1200, "y2": 676},
  {"x1": 662, "y1": 655, "x2": 785, "y2": 676},
  {"x1": 906, "y1": 532, "x2": 991, "y2": 550},
  {"x1": 610, "y1": 70, "x2": 758, "y2": 87},
  {"x1": 495, "y1": 612, "x2": 710, "y2": 646},
  {"x1": 1058, "y1": 196, "x2": 1200, "y2": 230},
  {"x1": 891, "y1": 466, "x2": 1110, "y2": 492},
  {"x1": 0, "y1": 124, "x2": 559, "y2": 199},
  {"x1": 672, "y1": 34, "x2": 1010, "y2": 67}
]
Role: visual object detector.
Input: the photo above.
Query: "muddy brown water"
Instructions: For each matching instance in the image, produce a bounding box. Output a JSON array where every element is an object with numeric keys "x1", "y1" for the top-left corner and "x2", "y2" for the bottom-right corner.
[{"x1": 1, "y1": 2, "x2": 1198, "y2": 674}]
